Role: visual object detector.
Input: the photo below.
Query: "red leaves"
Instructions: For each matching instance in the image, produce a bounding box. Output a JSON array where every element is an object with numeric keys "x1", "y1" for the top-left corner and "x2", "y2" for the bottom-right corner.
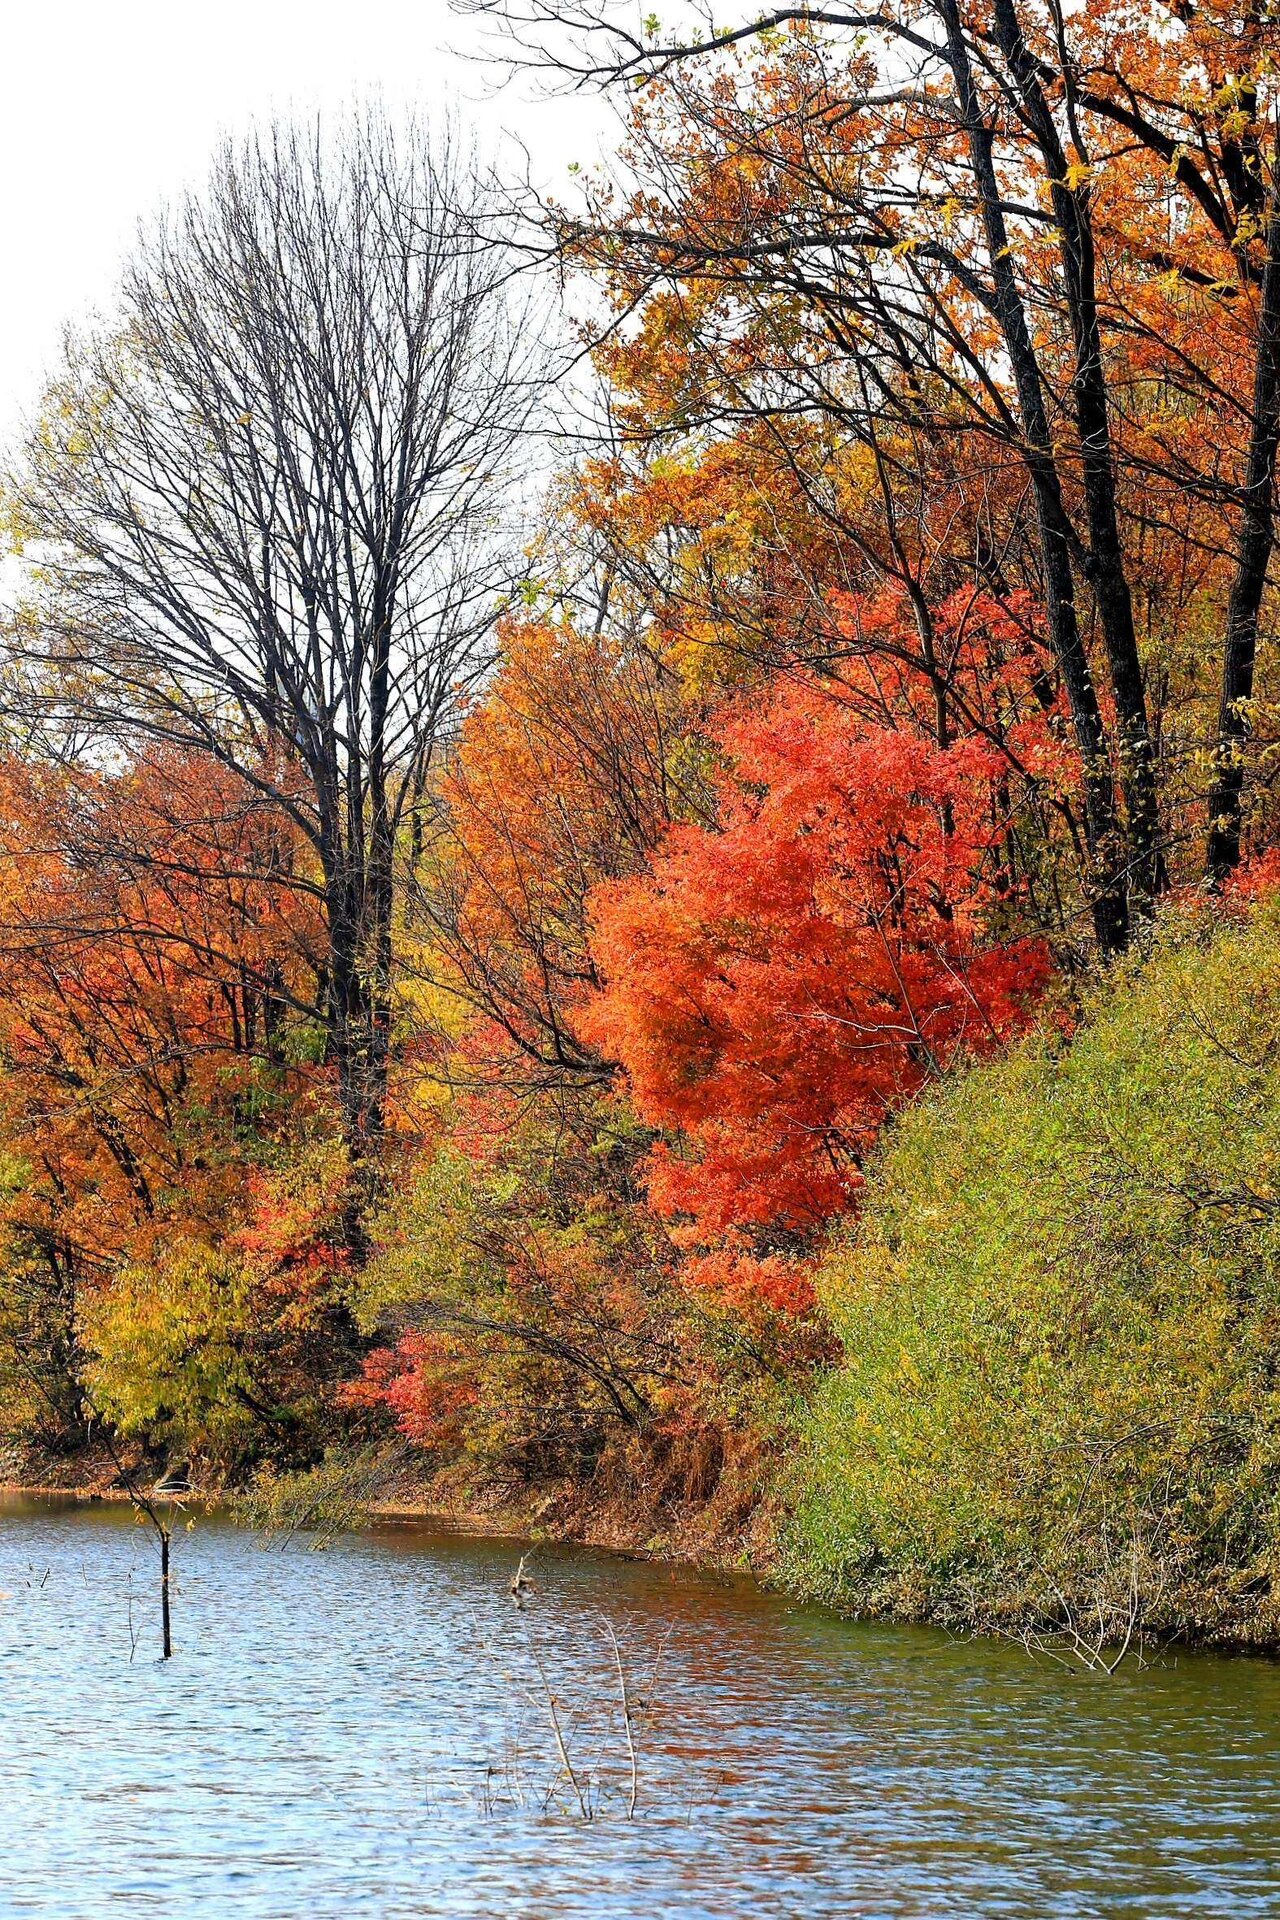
[
  {"x1": 1228, "y1": 847, "x2": 1280, "y2": 906},
  {"x1": 580, "y1": 608, "x2": 1054, "y2": 1277},
  {"x1": 341, "y1": 1335, "x2": 479, "y2": 1447}
]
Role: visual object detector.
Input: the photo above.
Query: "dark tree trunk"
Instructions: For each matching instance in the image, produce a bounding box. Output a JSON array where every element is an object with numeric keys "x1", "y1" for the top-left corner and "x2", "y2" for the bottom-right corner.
[
  {"x1": 940, "y1": 0, "x2": 1129, "y2": 952},
  {"x1": 989, "y1": 0, "x2": 1161, "y2": 920},
  {"x1": 160, "y1": 1527, "x2": 172, "y2": 1661},
  {"x1": 1208, "y1": 178, "x2": 1280, "y2": 881}
]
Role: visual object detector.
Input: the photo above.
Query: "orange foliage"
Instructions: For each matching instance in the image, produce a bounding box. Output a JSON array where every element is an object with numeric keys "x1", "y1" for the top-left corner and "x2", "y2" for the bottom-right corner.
[
  {"x1": 422, "y1": 616, "x2": 689, "y2": 1090},
  {"x1": 579, "y1": 592, "x2": 1056, "y2": 1278},
  {"x1": 0, "y1": 747, "x2": 323, "y2": 1275}
]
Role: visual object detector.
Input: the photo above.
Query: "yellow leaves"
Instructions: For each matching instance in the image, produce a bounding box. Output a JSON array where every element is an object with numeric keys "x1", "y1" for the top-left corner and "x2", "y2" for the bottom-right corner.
[
  {"x1": 393, "y1": 961, "x2": 464, "y2": 1039},
  {"x1": 1061, "y1": 160, "x2": 1094, "y2": 193},
  {"x1": 1234, "y1": 210, "x2": 1262, "y2": 250},
  {"x1": 79, "y1": 1238, "x2": 255, "y2": 1447},
  {"x1": 1210, "y1": 78, "x2": 1259, "y2": 145}
]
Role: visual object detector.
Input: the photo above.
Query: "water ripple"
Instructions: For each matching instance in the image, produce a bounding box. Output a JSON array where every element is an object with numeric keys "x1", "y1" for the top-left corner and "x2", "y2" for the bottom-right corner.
[{"x1": 0, "y1": 1498, "x2": 1276, "y2": 1918}]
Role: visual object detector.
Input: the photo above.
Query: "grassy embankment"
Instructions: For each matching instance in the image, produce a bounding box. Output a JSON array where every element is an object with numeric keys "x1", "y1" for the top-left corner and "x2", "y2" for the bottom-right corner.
[{"x1": 783, "y1": 898, "x2": 1280, "y2": 1648}]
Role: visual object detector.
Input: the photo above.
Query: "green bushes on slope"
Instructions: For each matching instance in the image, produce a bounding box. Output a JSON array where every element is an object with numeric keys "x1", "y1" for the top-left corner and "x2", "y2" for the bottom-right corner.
[{"x1": 785, "y1": 900, "x2": 1280, "y2": 1646}]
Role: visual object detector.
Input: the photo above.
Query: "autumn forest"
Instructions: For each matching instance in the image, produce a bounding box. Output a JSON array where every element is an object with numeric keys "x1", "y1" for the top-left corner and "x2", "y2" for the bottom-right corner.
[{"x1": 3, "y1": 0, "x2": 1280, "y2": 1651}]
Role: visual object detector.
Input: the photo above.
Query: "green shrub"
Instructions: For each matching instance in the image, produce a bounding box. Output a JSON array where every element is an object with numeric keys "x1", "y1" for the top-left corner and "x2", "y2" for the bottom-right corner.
[
  {"x1": 785, "y1": 900, "x2": 1280, "y2": 1646},
  {"x1": 79, "y1": 1241, "x2": 262, "y2": 1464}
]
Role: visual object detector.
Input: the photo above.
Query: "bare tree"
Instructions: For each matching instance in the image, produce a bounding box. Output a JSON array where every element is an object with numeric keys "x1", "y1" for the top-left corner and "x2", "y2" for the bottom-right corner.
[{"x1": 7, "y1": 108, "x2": 551, "y2": 1205}]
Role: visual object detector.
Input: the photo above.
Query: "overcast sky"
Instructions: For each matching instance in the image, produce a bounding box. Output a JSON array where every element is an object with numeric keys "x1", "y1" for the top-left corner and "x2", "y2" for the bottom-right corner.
[{"x1": 0, "y1": 0, "x2": 604, "y2": 446}]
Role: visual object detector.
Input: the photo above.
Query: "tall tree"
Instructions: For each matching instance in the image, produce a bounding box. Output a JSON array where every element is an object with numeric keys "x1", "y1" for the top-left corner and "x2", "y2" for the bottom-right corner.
[
  {"x1": 579, "y1": 589, "x2": 1056, "y2": 1293},
  {"x1": 467, "y1": 0, "x2": 1280, "y2": 914},
  {"x1": 7, "y1": 110, "x2": 548, "y2": 1193}
]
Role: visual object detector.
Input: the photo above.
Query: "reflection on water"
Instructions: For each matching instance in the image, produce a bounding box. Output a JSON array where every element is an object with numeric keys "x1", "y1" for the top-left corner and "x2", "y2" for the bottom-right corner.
[{"x1": 0, "y1": 1495, "x2": 1276, "y2": 1917}]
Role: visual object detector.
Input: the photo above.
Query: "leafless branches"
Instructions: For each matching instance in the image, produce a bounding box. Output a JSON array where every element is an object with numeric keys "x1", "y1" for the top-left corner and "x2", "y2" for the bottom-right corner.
[
  {"x1": 7, "y1": 107, "x2": 555, "y2": 1175},
  {"x1": 460, "y1": 1561, "x2": 674, "y2": 1820}
]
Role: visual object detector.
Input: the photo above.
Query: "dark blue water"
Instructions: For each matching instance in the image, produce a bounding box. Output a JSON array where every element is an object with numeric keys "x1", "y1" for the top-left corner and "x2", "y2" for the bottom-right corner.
[{"x1": 0, "y1": 1496, "x2": 1275, "y2": 1917}]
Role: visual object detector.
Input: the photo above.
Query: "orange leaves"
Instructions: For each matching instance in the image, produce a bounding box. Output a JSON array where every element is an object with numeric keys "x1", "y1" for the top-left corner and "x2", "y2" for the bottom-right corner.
[
  {"x1": 579, "y1": 594, "x2": 1055, "y2": 1274},
  {"x1": 679, "y1": 1248, "x2": 820, "y2": 1317},
  {"x1": 422, "y1": 616, "x2": 683, "y2": 1088},
  {"x1": 0, "y1": 747, "x2": 321, "y2": 1274}
]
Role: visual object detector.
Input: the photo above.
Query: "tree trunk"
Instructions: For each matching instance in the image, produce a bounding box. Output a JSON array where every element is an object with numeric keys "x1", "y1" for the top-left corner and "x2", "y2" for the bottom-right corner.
[
  {"x1": 160, "y1": 1526, "x2": 172, "y2": 1661},
  {"x1": 989, "y1": 0, "x2": 1161, "y2": 919},
  {"x1": 940, "y1": 0, "x2": 1129, "y2": 952},
  {"x1": 1207, "y1": 176, "x2": 1280, "y2": 881}
]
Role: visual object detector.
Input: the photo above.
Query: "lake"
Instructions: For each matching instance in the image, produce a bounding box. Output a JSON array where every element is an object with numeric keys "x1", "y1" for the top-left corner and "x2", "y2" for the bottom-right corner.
[{"x1": 0, "y1": 1494, "x2": 1276, "y2": 1917}]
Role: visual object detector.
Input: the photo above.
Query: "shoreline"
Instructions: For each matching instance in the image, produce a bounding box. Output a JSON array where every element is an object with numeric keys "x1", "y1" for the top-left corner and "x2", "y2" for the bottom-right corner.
[
  {"x1": 0, "y1": 1466, "x2": 765, "y2": 1581},
  {"x1": 0, "y1": 1480, "x2": 641, "y2": 1549},
  {"x1": 8, "y1": 1469, "x2": 1280, "y2": 1656}
]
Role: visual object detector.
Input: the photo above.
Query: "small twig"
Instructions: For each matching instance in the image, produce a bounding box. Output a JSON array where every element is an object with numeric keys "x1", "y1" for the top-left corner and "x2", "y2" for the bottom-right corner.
[
  {"x1": 603, "y1": 1617, "x2": 638, "y2": 1818},
  {"x1": 531, "y1": 1645, "x2": 592, "y2": 1820},
  {"x1": 125, "y1": 1569, "x2": 138, "y2": 1665}
]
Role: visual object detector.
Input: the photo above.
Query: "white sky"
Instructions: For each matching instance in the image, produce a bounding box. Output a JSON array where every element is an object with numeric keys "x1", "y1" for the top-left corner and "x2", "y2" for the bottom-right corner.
[{"x1": 0, "y1": 0, "x2": 605, "y2": 447}]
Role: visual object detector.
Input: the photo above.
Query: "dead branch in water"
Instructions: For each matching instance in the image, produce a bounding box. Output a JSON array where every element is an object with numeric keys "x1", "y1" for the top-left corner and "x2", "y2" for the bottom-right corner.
[{"x1": 460, "y1": 1556, "x2": 675, "y2": 1821}]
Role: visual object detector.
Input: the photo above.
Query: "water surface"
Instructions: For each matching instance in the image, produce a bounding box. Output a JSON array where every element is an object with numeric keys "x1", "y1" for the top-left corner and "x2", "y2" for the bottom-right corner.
[{"x1": 0, "y1": 1496, "x2": 1275, "y2": 1916}]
